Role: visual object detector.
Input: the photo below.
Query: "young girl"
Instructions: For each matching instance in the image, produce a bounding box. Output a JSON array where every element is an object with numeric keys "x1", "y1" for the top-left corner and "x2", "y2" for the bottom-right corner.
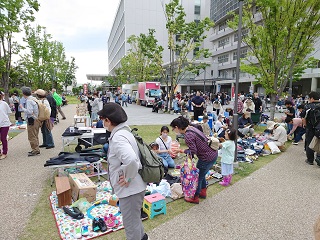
[
  {"x1": 219, "y1": 128, "x2": 237, "y2": 186},
  {"x1": 155, "y1": 126, "x2": 175, "y2": 169}
]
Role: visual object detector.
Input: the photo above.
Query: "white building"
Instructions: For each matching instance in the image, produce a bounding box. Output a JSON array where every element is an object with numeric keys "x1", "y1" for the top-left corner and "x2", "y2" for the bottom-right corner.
[{"x1": 107, "y1": 0, "x2": 320, "y2": 96}]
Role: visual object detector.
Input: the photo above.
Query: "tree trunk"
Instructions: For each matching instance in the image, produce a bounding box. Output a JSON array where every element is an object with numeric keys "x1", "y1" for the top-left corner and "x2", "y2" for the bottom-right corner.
[
  {"x1": 269, "y1": 93, "x2": 277, "y2": 120},
  {"x1": 2, "y1": 72, "x2": 9, "y2": 103}
]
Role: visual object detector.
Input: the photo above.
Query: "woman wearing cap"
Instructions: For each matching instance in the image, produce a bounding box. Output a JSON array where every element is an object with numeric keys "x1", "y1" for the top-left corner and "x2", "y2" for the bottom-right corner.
[
  {"x1": 170, "y1": 116, "x2": 218, "y2": 204},
  {"x1": 267, "y1": 121, "x2": 287, "y2": 149},
  {"x1": 0, "y1": 91, "x2": 12, "y2": 159},
  {"x1": 97, "y1": 103, "x2": 148, "y2": 240},
  {"x1": 238, "y1": 112, "x2": 254, "y2": 137}
]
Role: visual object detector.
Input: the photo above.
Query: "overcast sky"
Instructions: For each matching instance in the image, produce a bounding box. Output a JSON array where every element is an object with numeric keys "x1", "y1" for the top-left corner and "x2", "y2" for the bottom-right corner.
[{"x1": 33, "y1": 0, "x2": 121, "y2": 84}]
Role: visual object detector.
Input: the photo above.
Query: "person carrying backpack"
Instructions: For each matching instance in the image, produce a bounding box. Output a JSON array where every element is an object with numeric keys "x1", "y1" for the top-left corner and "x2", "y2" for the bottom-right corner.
[
  {"x1": 301, "y1": 91, "x2": 320, "y2": 166},
  {"x1": 19, "y1": 87, "x2": 41, "y2": 157},
  {"x1": 97, "y1": 103, "x2": 148, "y2": 240},
  {"x1": 35, "y1": 89, "x2": 55, "y2": 149},
  {"x1": 52, "y1": 88, "x2": 66, "y2": 120}
]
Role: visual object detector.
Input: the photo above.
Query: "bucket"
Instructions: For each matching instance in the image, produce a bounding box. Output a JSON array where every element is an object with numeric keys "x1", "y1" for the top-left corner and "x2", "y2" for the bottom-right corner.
[{"x1": 198, "y1": 116, "x2": 203, "y2": 122}]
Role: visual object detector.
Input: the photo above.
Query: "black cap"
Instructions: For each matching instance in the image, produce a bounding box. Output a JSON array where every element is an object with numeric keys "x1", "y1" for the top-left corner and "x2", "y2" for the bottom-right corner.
[{"x1": 97, "y1": 102, "x2": 127, "y2": 124}]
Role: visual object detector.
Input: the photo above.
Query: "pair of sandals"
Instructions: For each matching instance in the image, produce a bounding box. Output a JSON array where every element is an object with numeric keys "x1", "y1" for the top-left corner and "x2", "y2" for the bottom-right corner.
[
  {"x1": 62, "y1": 207, "x2": 84, "y2": 220},
  {"x1": 92, "y1": 218, "x2": 107, "y2": 232}
]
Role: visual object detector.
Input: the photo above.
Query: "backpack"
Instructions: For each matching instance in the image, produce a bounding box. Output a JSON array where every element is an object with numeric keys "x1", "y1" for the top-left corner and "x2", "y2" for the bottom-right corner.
[
  {"x1": 307, "y1": 104, "x2": 320, "y2": 138},
  {"x1": 33, "y1": 99, "x2": 50, "y2": 121},
  {"x1": 124, "y1": 127, "x2": 164, "y2": 183}
]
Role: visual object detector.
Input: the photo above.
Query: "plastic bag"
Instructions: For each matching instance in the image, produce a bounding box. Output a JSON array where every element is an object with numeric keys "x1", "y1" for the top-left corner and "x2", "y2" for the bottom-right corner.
[
  {"x1": 267, "y1": 141, "x2": 281, "y2": 154},
  {"x1": 71, "y1": 198, "x2": 92, "y2": 213}
]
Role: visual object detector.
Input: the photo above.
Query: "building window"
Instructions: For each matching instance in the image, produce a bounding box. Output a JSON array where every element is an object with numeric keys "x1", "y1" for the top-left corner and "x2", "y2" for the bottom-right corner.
[
  {"x1": 218, "y1": 70, "x2": 228, "y2": 78},
  {"x1": 193, "y1": 47, "x2": 200, "y2": 57},
  {"x1": 233, "y1": 49, "x2": 248, "y2": 60},
  {"x1": 234, "y1": 29, "x2": 249, "y2": 42},
  {"x1": 211, "y1": 70, "x2": 214, "y2": 76},
  {"x1": 218, "y1": 37, "x2": 229, "y2": 47},
  {"x1": 219, "y1": 21, "x2": 227, "y2": 31},
  {"x1": 232, "y1": 69, "x2": 236, "y2": 78},
  {"x1": 194, "y1": 5, "x2": 200, "y2": 14},
  {"x1": 218, "y1": 54, "x2": 229, "y2": 63}
]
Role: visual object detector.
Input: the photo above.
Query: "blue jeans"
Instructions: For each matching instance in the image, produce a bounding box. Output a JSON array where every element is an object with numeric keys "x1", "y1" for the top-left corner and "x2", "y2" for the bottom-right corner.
[
  {"x1": 293, "y1": 126, "x2": 306, "y2": 143},
  {"x1": 287, "y1": 123, "x2": 293, "y2": 135},
  {"x1": 158, "y1": 152, "x2": 175, "y2": 168},
  {"x1": 41, "y1": 121, "x2": 54, "y2": 147},
  {"x1": 195, "y1": 158, "x2": 217, "y2": 195}
]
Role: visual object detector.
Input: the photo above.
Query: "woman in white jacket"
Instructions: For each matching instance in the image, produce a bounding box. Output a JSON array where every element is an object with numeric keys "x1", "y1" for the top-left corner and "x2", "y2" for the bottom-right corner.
[
  {"x1": 90, "y1": 92, "x2": 101, "y2": 121},
  {"x1": 97, "y1": 103, "x2": 148, "y2": 240}
]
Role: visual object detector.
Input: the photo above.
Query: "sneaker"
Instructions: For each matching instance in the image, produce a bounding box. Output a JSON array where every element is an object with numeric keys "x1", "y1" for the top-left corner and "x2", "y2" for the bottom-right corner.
[
  {"x1": 62, "y1": 117, "x2": 66, "y2": 120},
  {"x1": 0, "y1": 154, "x2": 7, "y2": 160},
  {"x1": 82, "y1": 225, "x2": 89, "y2": 236},
  {"x1": 39, "y1": 145, "x2": 47, "y2": 148},
  {"x1": 74, "y1": 224, "x2": 82, "y2": 239},
  {"x1": 142, "y1": 233, "x2": 149, "y2": 240},
  {"x1": 292, "y1": 142, "x2": 298, "y2": 145},
  {"x1": 305, "y1": 159, "x2": 314, "y2": 165},
  {"x1": 28, "y1": 151, "x2": 40, "y2": 157},
  {"x1": 46, "y1": 146, "x2": 55, "y2": 149}
]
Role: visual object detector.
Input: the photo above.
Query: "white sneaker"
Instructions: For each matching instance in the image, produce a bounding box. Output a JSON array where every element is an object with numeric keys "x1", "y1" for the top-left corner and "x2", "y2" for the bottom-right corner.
[
  {"x1": 74, "y1": 224, "x2": 82, "y2": 239},
  {"x1": 292, "y1": 142, "x2": 298, "y2": 145}
]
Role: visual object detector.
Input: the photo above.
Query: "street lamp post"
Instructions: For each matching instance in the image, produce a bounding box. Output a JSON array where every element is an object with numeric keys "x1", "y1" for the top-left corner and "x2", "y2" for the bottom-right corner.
[{"x1": 233, "y1": 0, "x2": 244, "y2": 162}]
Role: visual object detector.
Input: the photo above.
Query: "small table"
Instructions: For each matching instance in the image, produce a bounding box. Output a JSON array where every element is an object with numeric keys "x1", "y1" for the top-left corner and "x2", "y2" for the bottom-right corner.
[
  {"x1": 47, "y1": 159, "x2": 108, "y2": 186},
  {"x1": 62, "y1": 127, "x2": 94, "y2": 152},
  {"x1": 74, "y1": 115, "x2": 91, "y2": 127}
]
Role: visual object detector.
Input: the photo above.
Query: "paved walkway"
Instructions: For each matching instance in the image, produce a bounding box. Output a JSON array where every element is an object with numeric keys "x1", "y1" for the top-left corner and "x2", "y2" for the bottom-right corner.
[
  {"x1": 148, "y1": 142, "x2": 320, "y2": 239},
  {"x1": 1, "y1": 103, "x2": 315, "y2": 239}
]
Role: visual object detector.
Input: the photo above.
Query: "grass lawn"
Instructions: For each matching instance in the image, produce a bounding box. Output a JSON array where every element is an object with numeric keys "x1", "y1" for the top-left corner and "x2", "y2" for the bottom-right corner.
[{"x1": 19, "y1": 124, "x2": 289, "y2": 240}]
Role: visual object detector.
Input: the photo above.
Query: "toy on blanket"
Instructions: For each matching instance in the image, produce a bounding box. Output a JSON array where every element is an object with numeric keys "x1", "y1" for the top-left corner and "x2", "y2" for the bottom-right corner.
[{"x1": 87, "y1": 199, "x2": 122, "y2": 232}]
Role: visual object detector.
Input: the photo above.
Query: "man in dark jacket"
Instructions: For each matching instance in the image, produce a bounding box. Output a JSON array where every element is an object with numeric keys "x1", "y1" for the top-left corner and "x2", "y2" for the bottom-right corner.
[
  {"x1": 191, "y1": 91, "x2": 205, "y2": 121},
  {"x1": 301, "y1": 91, "x2": 320, "y2": 166},
  {"x1": 253, "y1": 92, "x2": 262, "y2": 113}
]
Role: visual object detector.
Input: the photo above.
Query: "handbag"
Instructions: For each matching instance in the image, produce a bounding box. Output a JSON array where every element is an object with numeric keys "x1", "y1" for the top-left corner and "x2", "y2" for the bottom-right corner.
[
  {"x1": 180, "y1": 154, "x2": 199, "y2": 198},
  {"x1": 309, "y1": 136, "x2": 320, "y2": 153}
]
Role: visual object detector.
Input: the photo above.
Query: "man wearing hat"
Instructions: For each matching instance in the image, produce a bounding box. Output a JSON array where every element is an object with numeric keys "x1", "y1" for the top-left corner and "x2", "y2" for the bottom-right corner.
[
  {"x1": 19, "y1": 87, "x2": 41, "y2": 156},
  {"x1": 267, "y1": 121, "x2": 287, "y2": 149},
  {"x1": 97, "y1": 103, "x2": 148, "y2": 240},
  {"x1": 238, "y1": 112, "x2": 254, "y2": 137}
]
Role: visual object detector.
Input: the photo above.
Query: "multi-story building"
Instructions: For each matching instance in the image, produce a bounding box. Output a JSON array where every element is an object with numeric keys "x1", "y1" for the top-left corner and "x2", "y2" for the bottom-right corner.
[
  {"x1": 108, "y1": 0, "x2": 213, "y2": 93},
  {"x1": 107, "y1": 0, "x2": 320, "y2": 96},
  {"x1": 208, "y1": 0, "x2": 320, "y2": 96}
]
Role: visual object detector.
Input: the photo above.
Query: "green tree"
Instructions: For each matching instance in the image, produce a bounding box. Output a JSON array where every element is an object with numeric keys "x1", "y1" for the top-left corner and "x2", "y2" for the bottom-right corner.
[
  {"x1": 0, "y1": 0, "x2": 39, "y2": 100},
  {"x1": 116, "y1": 29, "x2": 164, "y2": 84},
  {"x1": 61, "y1": 57, "x2": 78, "y2": 92},
  {"x1": 229, "y1": 0, "x2": 320, "y2": 119},
  {"x1": 165, "y1": 0, "x2": 213, "y2": 106},
  {"x1": 21, "y1": 25, "x2": 77, "y2": 90}
]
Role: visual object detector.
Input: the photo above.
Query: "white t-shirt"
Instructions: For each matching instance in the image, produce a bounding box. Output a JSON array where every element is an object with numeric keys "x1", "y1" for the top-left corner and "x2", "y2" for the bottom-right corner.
[
  {"x1": 0, "y1": 100, "x2": 12, "y2": 127},
  {"x1": 156, "y1": 136, "x2": 172, "y2": 151},
  {"x1": 214, "y1": 120, "x2": 225, "y2": 135}
]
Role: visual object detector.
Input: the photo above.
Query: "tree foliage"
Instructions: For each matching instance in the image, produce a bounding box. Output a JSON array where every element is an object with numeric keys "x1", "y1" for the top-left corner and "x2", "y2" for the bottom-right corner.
[
  {"x1": 0, "y1": 0, "x2": 39, "y2": 100},
  {"x1": 165, "y1": 0, "x2": 213, "y2": 105},
  {"x1": 115, "y1": 29, "x2": 164, "y2": 85},
  {"x1": 229, "y1": 0, "x2": 320, "y2": 119},
  {"x1": 20, "y1": 25, "x2": 78, "y2": 90}
]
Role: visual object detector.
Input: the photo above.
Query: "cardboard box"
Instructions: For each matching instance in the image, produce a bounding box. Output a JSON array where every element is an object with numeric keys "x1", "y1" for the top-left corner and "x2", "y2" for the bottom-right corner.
[
  {"x1": 69, "y1": 173, "x2": 97, "y2": 202},
  {"x1": 55, "y1": 177, "x2": 72, "y2": 207}
]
